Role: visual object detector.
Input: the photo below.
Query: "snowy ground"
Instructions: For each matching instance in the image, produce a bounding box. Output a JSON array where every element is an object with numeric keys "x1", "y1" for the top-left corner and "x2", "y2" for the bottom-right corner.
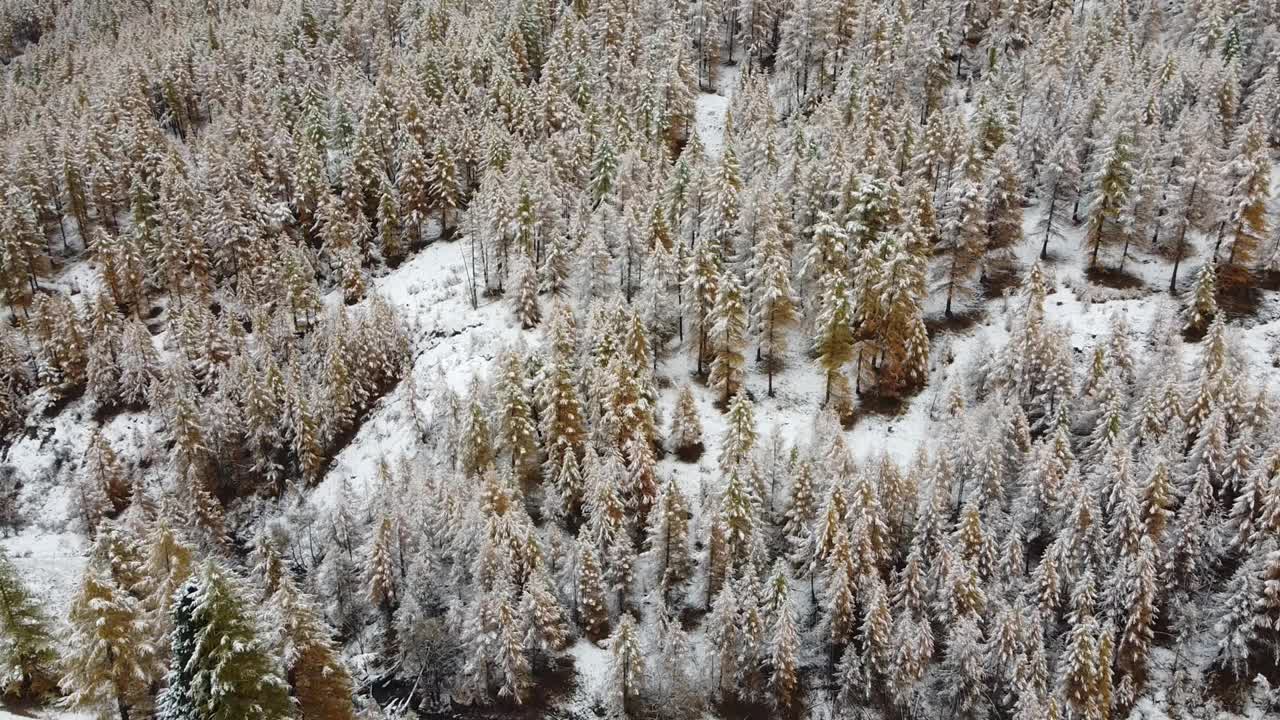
[{"x1": 0, "y1": 711, "x2": 90, "y2": 720}]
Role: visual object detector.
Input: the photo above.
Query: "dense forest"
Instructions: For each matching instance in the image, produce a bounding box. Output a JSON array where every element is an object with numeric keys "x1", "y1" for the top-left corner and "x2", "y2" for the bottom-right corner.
[{"x1": 1, "y1": 0, "x2": 1279, "y2": 718}]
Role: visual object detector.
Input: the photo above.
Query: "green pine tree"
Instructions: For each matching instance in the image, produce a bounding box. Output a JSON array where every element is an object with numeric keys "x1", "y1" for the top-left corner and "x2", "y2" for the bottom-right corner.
[
  {"x1": 157, "y1": 560, "x2": 292, "y2": 720},
  {"x1": 0, "y1": 549, "x2": 59, "y2": 700}
]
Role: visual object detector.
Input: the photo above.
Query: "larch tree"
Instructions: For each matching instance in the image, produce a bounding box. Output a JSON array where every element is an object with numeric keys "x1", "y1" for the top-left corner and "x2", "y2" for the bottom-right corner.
[
  {"x1": 645, "y1": 477, "x2": 693, "y2": 594},
  {"x1": 539, "y1": 350, "x2": 587, "y2": 482},
  {"x1": 686, "y1": 235, "x2": 722, "y2": 377},
  {"x1": 462, "y1": 399, "x2": 496, "y2": 478},
  {"x1": 984, "y1": 145, "x2": 1024, "y2": 279},
  {"x1": 1183, "y1": 263, "x2": 1218, "y2": 336},
  {"x1": 935, "y1": 143, "x2": 988, "y2": 317},
  {"x1": 669, "y1": 385, "x2": 705, "y2": 460},
  {"x1": 368, "y1": 512, "x2": 399, "y2": 658},
  {"x1": 520, "y1": 564, "x2": 570, "y2": 656},
  {"x1": 494, "y1": 352, "x2": 538, "y2": 475},
  {"x1": 0, "y1": 549, "x2": 59, "y2": 700},
  {"x1": 1218, "y1": 114, "x2": 1271, "y2": 286},
  {"x1": 1164, "y1": 111, "x2": 1221, "y2": 292},
  {"x1": 398, "y1": 134, "x2": 432, "y2": 244},
  {"x1": 576, "y1": 539, "x2": 610, "y2": 640},
  {"x1": 812, "y1": 272, "x2": 857, "y2": 409},
  {"x1": 156, "y1": 561, "x2": 292, "y2": 720},
  {"x1": 513, "y1": 258, "x2": 541, "y2": 329},
  {"x1": 719, "y1": 391, "x2": 756, "y2": 473},
  {"x1": 876, "y1": 225, "x2": 930, "y2": 397},
  {"x1": 1035, "y1": 133, "x2": 1080, "y2": 260},
  {"x1": 748, "y1": 205, "x2": 798, "y2": 397},
  {"x1": 609, "y1": 613, "x2": 644, "y2": 716},
  {"x1": 430, "y1": 136, "x2": 463, "y2": 236},
  {"x1": 61, "y1": 568, "x2": 159, "y2": 720},
  {"x1": 1083, "y1": 126, "x2": 1135, "y2": 271},
  {"x1": 768, "y1": 569, "x2": 799, "y2": 709},
  {"x1": 268, "y1": 573, "x2": 357, "y2": 720},
  {"x1": 708, "y1": 269, "x2": 749, "y2": 405}
]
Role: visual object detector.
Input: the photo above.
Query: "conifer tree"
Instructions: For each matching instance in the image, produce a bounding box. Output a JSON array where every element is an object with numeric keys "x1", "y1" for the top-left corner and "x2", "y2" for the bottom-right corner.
[
  {"x1": 520, "y1": 564, "x2": 569, "y2": 654},
  {"x1": 1083, "y1": 127, "x2": 1134, "y2": 271},
  {"x1": 943, "y1": 612, "x2": 987, "y2": 717},
  {"x1": 812, "y1": 272, "x2": 856, "y2": 408},
  {"x1": 513, "y1": 259, "x2": 541, "y2": 329},
  {"x1": 377, "y1": 176, "x2": 402, "y2": 262},
  {"x1": 706, "y1": 583, "x2": 740, "y2": 697},
  {"x1": 491, "y1": 573, "x2": 531, "y2": 704},
  {"x1": 156, "y1": 561, "x2": 292, "y2": 720},
  {"x1": 935, "y1": 144, "x2": 987, "y2": 317},
  {"x1": 669, "y1": 386, "x2": 704, "y2": 460},
  {"x1": 708, "y1": 270, "x2": 749, "y2": 405},
  {"x1": 462, "y1": 399, "x2": 496, "y2": 477},
  {"x1": 62, "y1": 568, "x2": 159, "y2": 720},
  {"x1": 1219, "y1": 114, "x2": 1271, "y2": 287},
  {"x1": 540, "y1": 351, "x2": 586, "y2": 480},
  {"x1": 769, "y1": 570, "x2": 799, "y2": 708},
  {"x1": 75, "y1": 449, "x2": 114, "y2": 538},
  {"x1": 398, "y1": 134, "x2": 432, "y2": 243},
  {"x1": 136, "y1": 517, "x2": 194, "y2": 650},
  {"x1": 576, "y1": 539, "x2": 609, "y2": 640},
  {"x1": 0, "y1": 549, "x2": 58, "y2": 700},
  {"x1": 1036, "y1": 133, "x2": 1080, "y2": 259},
  {"x1": 645, "y1": 477, "x2": 693, "y2": 593},
  {"x1": 368, "y1": 513, "x2": 399, "y2": 657},
  {"x1": 719, "y1": 392, "x2": 756, "y2": 472},
  {"x1": 609, "y1": 613, "x2": 644, "y2": 716},
  {"x1": 430, "y1": 137, "x2": 463, "y2": 236},
  {"x1": 1184, "y1": 263, "x2": 1218, "y2": 336},
  {"x1": 494, "y1": 353, "x2": 537, "y2": 474},
  {"x1": 748, "y1": 208, "x2": 797, "y2": 397},
  {"x1": 985, "y1": 145, "x2": 1024, "y2": 277},
  {"x1": 686, "y1": 235, "x2": 722, "y2": 377},
  {"x1": 877, "y1": 226, "x2": 931, "y2": 397},
  {"x1": 1165, "y1": 112, "x2": 1221, "y2": 292}
]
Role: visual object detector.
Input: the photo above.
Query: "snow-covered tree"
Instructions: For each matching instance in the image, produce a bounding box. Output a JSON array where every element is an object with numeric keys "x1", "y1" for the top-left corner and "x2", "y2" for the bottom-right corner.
[
  {"x1": 61, "y1": 567, "x2": 159, "y2": 720},
  {"x1": 156, "y1": 561, "x2": 292, "y2": 720},
  {"x1": 0, "y1": 549, "x2": 58, "y2": 700}
]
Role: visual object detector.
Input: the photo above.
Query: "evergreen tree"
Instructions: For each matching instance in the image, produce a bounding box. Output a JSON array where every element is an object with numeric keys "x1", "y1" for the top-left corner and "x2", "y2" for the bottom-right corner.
[
  {"x1": 686, "y1": 235, "x2": 722, "y2": 377},
  {"x1": 540, "y1": 351, "x2": 587, "y2": 482},
  {"x1": 576, "y1": 540, "x2": 610, "y2": 640},
  {"x1": 1036, "y1": 134, "x2": 1080, "y2": 259},
  {"x1": 62, "y1": 567, "x2": 159, "y2": 720},
  {"x1": 368, "y1": 513, "x2": 399, "y2": 657},
  {"x1": 748, "y1": 207, "x2": 797, "y2": 397},
  {"x1": 719, "y1": 392, "x2": 756, "y2": 472},
  {"x1": 935, "y1": 145, "x2": 987, "y2": 317},
  {"x1": 877, "y1": 226, "x2": 931, "y2": 397},
  {"x1": 513, "y1": 259, "x2": 541, "y2": 329},
  {"x1": 609, "y1": 613, "x2": 644, "y2": 716},
  {"x1": 0, "y1": 549, "x2": 58, "y2": 700},
  {"x1": 494, "y1": 353, "x2": 537, "y2": 474},
  {"x1": 1165, "y1": 112, "x2": 1222, "y2": 292},
  {"x1": 1083, "y1": 127, "x2": 1135, "y2": 271},
  {"x1": 156, "y1": 561, "x2": 292, "y2": 720},
  {"x1": 708, "y1": 270, "x2": 749, "y2": 405},
  {"x1": 768, "y1": 569, "x2": 799, "y2": 708},
  {"x1": 1219, "y1": 114, "x2": 1271, "y2": 286},
  {"x1": 669, "y1": 386, "x2": 705, "y2": 460},
  {"x1": 645, "y1": 477, "x2": 693, "y2": 593},
  {"x1": 520, "y1": 564, "x2": 569, "y2": 654},
  {"x1": 812, "y1": 272, "x2": 857, "y2": 408},
  {"x1": 1184, "y1": 263, "x2": 1218, "y2": 335}
]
